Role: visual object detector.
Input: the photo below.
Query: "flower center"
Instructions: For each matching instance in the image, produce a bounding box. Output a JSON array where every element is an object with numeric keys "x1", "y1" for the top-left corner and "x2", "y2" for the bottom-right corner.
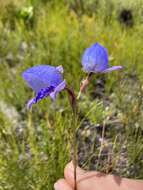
[{"x1": 35, "y1": 86, "x2": 55, "y2": 102}]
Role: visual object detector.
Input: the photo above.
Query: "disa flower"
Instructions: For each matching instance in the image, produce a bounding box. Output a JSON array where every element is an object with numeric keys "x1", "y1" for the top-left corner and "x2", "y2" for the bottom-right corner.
[
  {"x1": 82, "y1": 42, "x2": 122, "y2": 73},
  {"x1": 22, "y1": 65, "x2": 66, "y2": 109}
]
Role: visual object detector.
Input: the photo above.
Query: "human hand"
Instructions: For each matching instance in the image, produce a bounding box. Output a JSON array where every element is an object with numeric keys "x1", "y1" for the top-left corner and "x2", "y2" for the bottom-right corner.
[{"x1": 54, "y1": 161, "x2": 143, "y2": 190}]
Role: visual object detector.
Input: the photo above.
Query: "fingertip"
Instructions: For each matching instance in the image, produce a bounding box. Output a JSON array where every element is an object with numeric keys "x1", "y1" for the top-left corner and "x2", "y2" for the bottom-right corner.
[
  {"x1": 64, "y1": 161, "x2": 85, "y2": 174},
  {"x1": 54, "y1": 179, "x2": 73, "y2": 190},
  {"x1": 64, "y1": 161, "x2": 85, "y2": 187}
]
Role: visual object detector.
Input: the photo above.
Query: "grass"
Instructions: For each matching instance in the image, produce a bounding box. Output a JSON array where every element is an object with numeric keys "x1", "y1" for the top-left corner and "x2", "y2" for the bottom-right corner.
[{"x1": 0, "y1": 0, "x2": 143, "y2": 189}]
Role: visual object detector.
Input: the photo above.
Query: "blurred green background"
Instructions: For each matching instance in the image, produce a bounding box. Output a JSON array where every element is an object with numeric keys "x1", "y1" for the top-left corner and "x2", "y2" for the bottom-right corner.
[{"x1": 0, "y1": 0, "x2": 143, "y2": 189}]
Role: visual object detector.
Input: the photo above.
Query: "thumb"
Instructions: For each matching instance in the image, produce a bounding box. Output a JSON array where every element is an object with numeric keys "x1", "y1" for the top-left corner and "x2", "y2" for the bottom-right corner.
[
  {"x1": 54, "y1": 179, "x2": 73, "y2": 190},
  {"x1": 64, "y1": 161, "x2": 86, "y2": 188}
]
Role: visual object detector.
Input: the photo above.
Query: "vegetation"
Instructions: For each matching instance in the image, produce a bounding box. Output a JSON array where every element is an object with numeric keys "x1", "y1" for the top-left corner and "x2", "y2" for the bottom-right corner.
[{"x1": 0, "y1": 0, "x2": 143, "y2": 189}]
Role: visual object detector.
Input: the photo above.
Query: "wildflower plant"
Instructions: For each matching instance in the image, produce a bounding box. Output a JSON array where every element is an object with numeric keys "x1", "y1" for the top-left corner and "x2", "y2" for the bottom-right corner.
[{"x1": 22, "y1": 42, "x2": 122, "y2": 190}]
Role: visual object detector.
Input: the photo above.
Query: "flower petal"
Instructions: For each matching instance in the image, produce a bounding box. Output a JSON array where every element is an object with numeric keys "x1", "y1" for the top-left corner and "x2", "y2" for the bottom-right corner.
[
  {"x1": 50, "y1": 80, "x2": 66, "y2": 100},
  {"x1": 27, "y1": 98, "x2": 36, "y2": 109},
  {"x1": 27, "y1": 86, "x2": 55, "y2": 109},
  {"x1": 102, "y1": 66, "x2": 123, "y2": 73},
  {"x1": 22, "y1": 65, "x2": 63, "y2": 93},
  {"x1": 56, "y1": 65, "x2": 64, "y2": 73},
  {"x1": 82, "y1": 43, "x2": 109, "y2": 73}
]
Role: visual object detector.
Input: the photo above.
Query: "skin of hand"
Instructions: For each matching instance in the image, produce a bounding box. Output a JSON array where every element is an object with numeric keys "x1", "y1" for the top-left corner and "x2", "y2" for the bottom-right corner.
[{"x1": 54, "y1": 161, "x2": 143, "y2": 190}]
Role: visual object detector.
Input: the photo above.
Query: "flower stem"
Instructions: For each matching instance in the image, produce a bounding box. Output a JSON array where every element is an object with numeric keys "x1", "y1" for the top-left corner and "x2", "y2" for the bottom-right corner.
[
  {"x1": 66, "y1": 87, "x2": 78, "y2": 190},
  {"x1": 77, "y1": 73, "x2": 93, "y2": 100},
  {"x1": 72, "y1": 108, "x2": 78, "y2": 190}
]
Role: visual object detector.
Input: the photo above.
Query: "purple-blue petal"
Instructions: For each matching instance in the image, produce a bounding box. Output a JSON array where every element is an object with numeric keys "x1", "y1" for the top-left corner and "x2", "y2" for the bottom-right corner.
[
  {"x1": 102, "y1": 66, "x2": 123, "y2": 73},
  {"x1": 56, "y1": 65, "x2": 64, "y2": 73},
  {"x1": 35, "y1": 86, "x2": 55, "y2": 101},
  {"x1": 27, "y1": 98, "x2": 36, "y2": 109},
  {"x1": 27, "y1": 86, "x2": 55, "y2": 109},
  {"x1": 50, "y1": 80, "x2": 66, "y2": 101},
  {"x1": 22, "y1": 65, "x2": 66, "y2": 109},
  {"x1": 82, "y1": 43, "x2": 108, "y2": 73},
  {"x1": 22, "y1": 65, "x2": 63, "y2": 93}
]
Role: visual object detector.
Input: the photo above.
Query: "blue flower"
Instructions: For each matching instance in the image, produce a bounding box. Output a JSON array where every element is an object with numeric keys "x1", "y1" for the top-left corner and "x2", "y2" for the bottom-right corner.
[
  {"x1": 22, "y1": 65, "x2": 66, "y2": 109},
  {"x1": 82, "y1": 43, "x2": 122, "y2": 73}
]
